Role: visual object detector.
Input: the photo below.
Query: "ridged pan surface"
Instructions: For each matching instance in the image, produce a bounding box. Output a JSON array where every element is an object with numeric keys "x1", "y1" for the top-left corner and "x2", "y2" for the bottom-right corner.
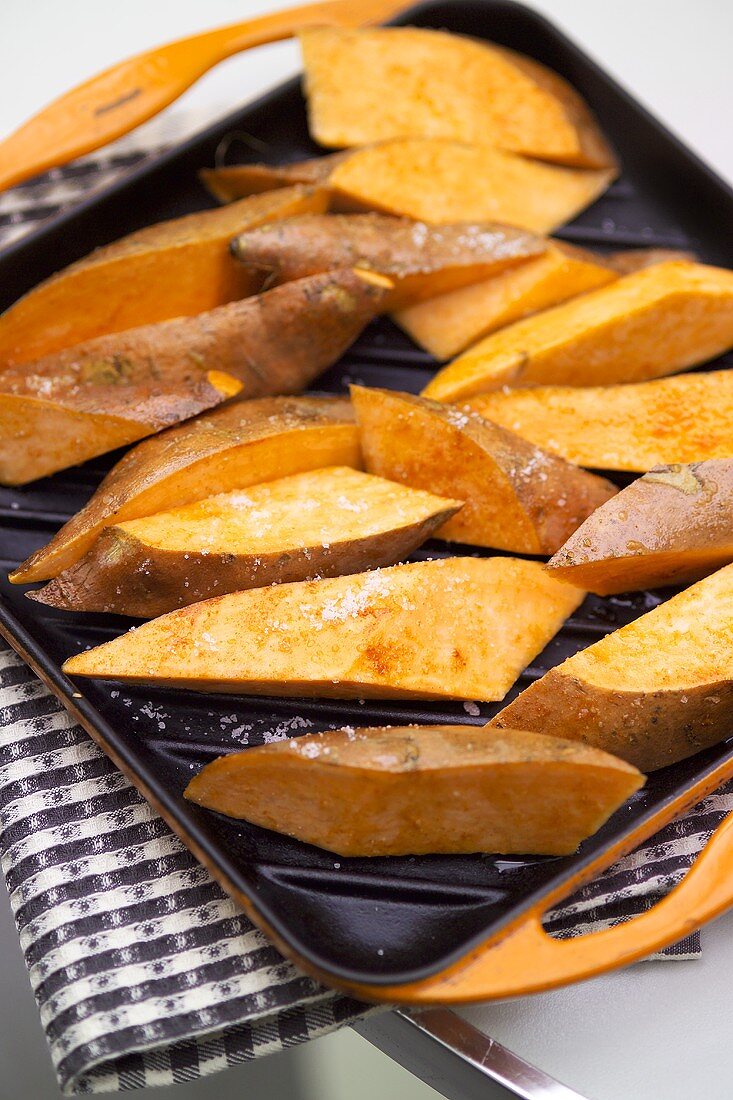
[{"x1": 1, "y1": 0, "x2": 732, "y2": 987}]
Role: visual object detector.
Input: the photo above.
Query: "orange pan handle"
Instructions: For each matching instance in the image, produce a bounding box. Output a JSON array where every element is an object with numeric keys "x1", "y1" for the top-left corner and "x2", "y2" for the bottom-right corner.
[
  {"x1": 0, "y1": 0, "x2": 405, "y2": 194},
  {"x1": 360, "y1": 812, "x2": 733, "y2": 1004}
]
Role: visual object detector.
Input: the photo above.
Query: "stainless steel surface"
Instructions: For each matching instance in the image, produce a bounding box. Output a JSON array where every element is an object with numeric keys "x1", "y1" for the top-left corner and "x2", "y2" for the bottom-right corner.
[{"x1": 402, "y1": 1010, "x2": 587, "y2": 1100}]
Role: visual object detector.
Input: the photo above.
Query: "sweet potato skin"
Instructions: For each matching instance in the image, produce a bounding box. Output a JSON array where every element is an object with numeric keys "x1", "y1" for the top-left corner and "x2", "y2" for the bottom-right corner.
[
  {"x1": 423, "y1": 261, "x2": 733, "y2": 400},
  {"x1": 10, "y1": 396, "x2": 361, "y2": 584},
  {"x1": 61, "y1": 557, "x2": 584, "y2": 702},
  {"x1": 230, "y1": 214, "x2": 544, "y2": 309},
  {"x1": 184, "y1": 726, "x2": 643, "y2": 857},
  {"x1": 31, "y1": 468, "x2": 460, "y2": 617},
  {"x1": 0, "y1": 186, "x2": 328, "y2": 366},
  {"x1": 491, "y1": 671, "x2": 733, "y2": 774},
  {"x1": 351, "y1": 385, "x2": 616, "y2": 554},
  {"x1": 0, "y1": 269, "x2": 384, "y2": 487},
  {"x1": 546, "y1": 460, "x2": 733, "y2": 594},
  {"x1": 465, "y1": 370, "x2": 733, "y2": 472},
  {"x1": 299, "y1": 27, "x2": 616, "y2": 169},
  {"x1": 489, "y1": 563, "x2": 733, "y2": 771},
  {"x1": 608, "y1": 248, "x2": 696, "y2": 274},
  {"x1": 394, "y1": 240, "x2": 618, "y2": 359},
  {"x1": 327, "y1": 140, "x2": 615, "y2": 233},
  {"x1": 199, "y1": 154, "x2": 349, "y2": 202}
]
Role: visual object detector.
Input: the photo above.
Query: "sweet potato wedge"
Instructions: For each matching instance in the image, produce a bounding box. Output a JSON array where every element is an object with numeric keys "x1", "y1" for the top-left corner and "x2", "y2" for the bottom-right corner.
[
  {"x1": 0, "y1": 368, "x2": 241, "y2": 487},
  {"x1": 422, "y1": 261, "x2": 733, "y2": 400},
  {"x1": 0, "y1": 268, "x2": 385, "y2": 486},
  {"x1": 546, "y1": 460, "x2": 733, "y2": 595},
  {"x1": 31, "y1": 467, "x2": 460, "y2": 617},
  {"x1": 200, "y1": 153, "x2": 349, "y2": 203},
  {"x1": 230, "y1": 214, "x2": 544, "y2": 309},
  {"x1": 489, "y1": 562, "x2": 733, "y2": 772},
  {"x1": 62, "y1": 557, "x2": 584, "y2": 701},
  {"x1": 465, "y1": 371, "x2": 733, "y2": 472},
  {"x1": 10, "y1": 396, "x2": 360, "y2": 584},
  {"x1": 326, "y1": 139, "x2": 615, "y2": 233},
  {"x1": 0, "y1": 186, "x2": 328, "y2": 366},
  {"x1": 299, "y1": 27, "x2": 616, "y2": 169},
  {"x1": 394, "y1": 240, "x2": 618, "y2": 359},
  {"x1": 185, "y1": 726, "x2": 643, "y2": 857},
  {"x1": 351, "y1": 386, "x2": 616, "y2": 554}
]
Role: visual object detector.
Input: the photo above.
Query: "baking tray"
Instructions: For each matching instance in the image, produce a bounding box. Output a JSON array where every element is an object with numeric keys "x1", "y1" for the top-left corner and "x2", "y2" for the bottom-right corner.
[{"x1": 2, "y1": 0, "x2": 733, "y2": 1002}]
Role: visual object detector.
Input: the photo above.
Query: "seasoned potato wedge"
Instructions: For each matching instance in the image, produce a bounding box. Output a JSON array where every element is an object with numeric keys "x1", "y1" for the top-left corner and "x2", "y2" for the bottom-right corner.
[
  {"x1": 185, "y1": 726, "x2": 643, "y2": 857},
  {"x1": 31, "y1": 467, "x2": 460, "y2": 617},
  {"x1": 395, "y1": 241, "x2": 618, "y2": 359},
  {"x1": 423, "y1": 261, "x2": 733, "y2": 400},
  {"x1": 465, "y1": 371, "x2": 733, "y2": 472},
  {"x1": 0, "y1": 369, "x2": 241, "y2": 487},
  {"x1": 0, "y1": 186, "x2": 328, "y2": 366},
  {"x1": 11, "y1": 396, "x2": 360, "y2": 584},
  {"x1": 200, "y1": 153, "x2": 349, "y2": 203},
  {"x1": 326, "y1": 139, "x2": 615, "y2": 233},
  {"x1": 0, "y1": 269, "x2": 385, "y2": 487},
  {"x1": 489, "y1": 563, "x2": 733, "y2": 771},
  {"x1": 546, "y1": 460, "x2": 733, "y2": 594},
  {"x1": 230, "y1": 214, "x2": 544, "y2": 309},
  {"x1": 62, "y1": 557, "x2": 584, "y2": 701},
  {"x1": 351, "y1": 386, "x2": 616, "y2": 554},
  {"x1": 299, "y1": 27, "x2": 616, "y2": 169}
]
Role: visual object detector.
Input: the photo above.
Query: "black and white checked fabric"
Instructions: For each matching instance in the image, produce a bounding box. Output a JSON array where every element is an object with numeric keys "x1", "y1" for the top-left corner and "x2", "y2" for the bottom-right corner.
[{"x1": 2, "y1": 130, "x2": 733, "y2": 1094}]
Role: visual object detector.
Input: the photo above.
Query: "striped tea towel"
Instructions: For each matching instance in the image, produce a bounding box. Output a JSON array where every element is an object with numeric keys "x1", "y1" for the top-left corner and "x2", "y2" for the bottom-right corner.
[{"x1": 2, "y1": 136, "x2": 733, "y2": 1094}]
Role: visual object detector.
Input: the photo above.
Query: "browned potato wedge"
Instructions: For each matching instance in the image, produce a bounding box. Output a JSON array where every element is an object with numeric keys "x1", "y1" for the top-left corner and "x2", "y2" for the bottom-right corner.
[
  {"x1": 0, "y1": 269, "x2": 386, "y2": 487},
  {"x1": 200, "y1": 153, "x2": 349, "y2": 202},
  {"x1": 0, "y1": 186, "x2": 328, "y2": 367},
  {"x1": 423, "y1": 261, "x2": 733, "y2": 400},
  {"x1": 465, "y1": 371, "x2": 733, "y2": 472},
  {"x1": 11, "y1": 396, "x2": 360, "y2": 584},
  {"x1": 230, "y1": 214, "x2": 544, "y2": 309},
  {"x1": 62, "y1": 557, "x2": 584, "y2": 702},
  {"x1": 394, "y1": 241, "x2": 618, "y2": 359},
  {"x1": 0, "y1": 369, "x2": 241, "y2": 488},
  {"x1": 489, "y1": 563, "x2": 733, "y2": 771},
  {"x1": 299, "y1": 27, "x2": 616, "y2": 169},
  {"x1": 326, "y1": 139, "x2": 615, "y2": 233},
  {"x1": 351, "y1": 386, "x2": 616, "y2": 554},
  {"x1": 31, "y1": 467, "x2": 460, "y2": 617},
  {"x1": 185, "y1": 726, "x2": 643, "y2": 857},
  {"x1": 546, "y1": 460, "x2": 733, "y2": 594}
]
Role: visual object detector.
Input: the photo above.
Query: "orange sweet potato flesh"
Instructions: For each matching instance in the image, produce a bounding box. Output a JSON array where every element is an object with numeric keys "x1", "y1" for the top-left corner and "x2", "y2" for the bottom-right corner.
[
  {"x1": 200, "y1": 153, "x2": 349, "y2": 203},
  {"x1": 351, "y1": 386, "x2": 616, "y2": 555},
  {"x1": 31, "y1": 467, "x2": 460, "y2": 617},
  {"x1": 299, "y1": 27, "x2": 616, "y2": 170},
  {"x1": 230, "y1": 214, "x2": 544, "y2": 309},
  {"x1": 422, "y1": 261, "x2": 733, "y2": 400},
  {"x1": 327, "y1": 139, "x2": 615, "y2": 234},
  {"x1": 184, "y1": 726, "x2": 643, "y2": 857},
  {"x1": 546, "y1": 460, "x2": 733, "y2": 595},
  {"x1": 489, "y1": 562, "x2": 733, "y2": 772},
  {"x1": 62, "y1": 557, "x2": 584, "y2": 702},
  {"x1": 0, "y1": 268, "x2": 385, "y2": 487},
  {"x1": 10, "y1": 396, "x2": 361, "y2": 584},
  {"x1": 0, "y1": 186, "x2": 328, "y2": 367},
  {"x1": 394, "y1": 240, "x2": 618, "y2": 359},
  {"x1": 464, "y1": 370, "x2": 733, "y2": 472}
]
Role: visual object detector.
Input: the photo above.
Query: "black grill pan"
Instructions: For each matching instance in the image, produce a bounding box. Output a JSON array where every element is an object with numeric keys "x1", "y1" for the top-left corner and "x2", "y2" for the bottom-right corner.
[{"x1": 2, "y1": 0, "x2": 733, "y2": 992}]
